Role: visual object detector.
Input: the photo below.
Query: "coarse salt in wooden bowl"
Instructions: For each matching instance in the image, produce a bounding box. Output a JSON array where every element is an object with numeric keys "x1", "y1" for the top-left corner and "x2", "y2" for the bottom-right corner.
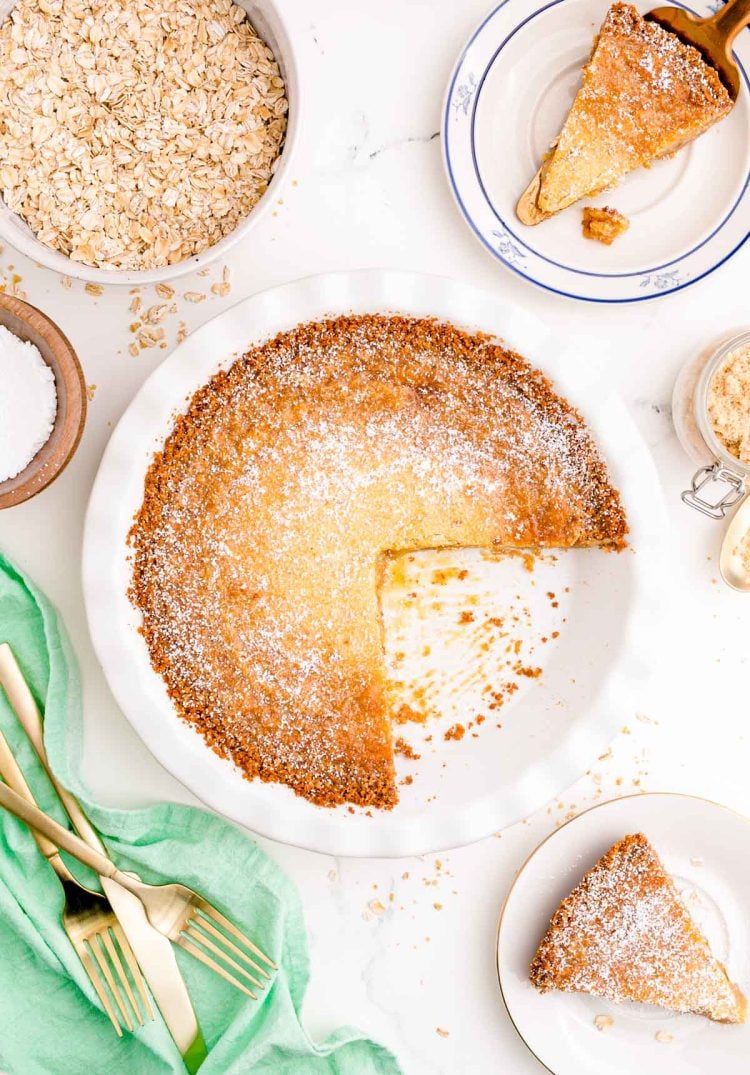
[{"x1": 0, "y1": 294, "x2": 86, "y2": 509}]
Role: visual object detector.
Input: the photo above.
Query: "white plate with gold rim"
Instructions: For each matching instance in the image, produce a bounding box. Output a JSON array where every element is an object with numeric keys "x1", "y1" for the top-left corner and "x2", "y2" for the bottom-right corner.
[
  {"x1": 443, "y1": 0, "x2": 750, "y2": 303},
  {"x1": 497, "y1": 793, "x2": 750, "y2": 1074},
  {"x1": 83, "y1": 270, "x2": 665, "y2": 856}
]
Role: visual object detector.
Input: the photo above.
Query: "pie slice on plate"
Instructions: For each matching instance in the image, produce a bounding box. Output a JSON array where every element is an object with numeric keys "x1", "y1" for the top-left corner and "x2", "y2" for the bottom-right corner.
[
  {"x1": 517, "y1": 3, "x2": 733, "y2": 224},
  {"x1": 530, "y1": 833, "x2": 747, "y2": 1022}
]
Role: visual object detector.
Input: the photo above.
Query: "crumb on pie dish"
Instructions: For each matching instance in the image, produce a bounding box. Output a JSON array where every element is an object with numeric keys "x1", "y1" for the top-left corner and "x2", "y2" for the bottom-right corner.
[
  {"x1": 129, "y1": 314, "x2": 628, "y2": 810},
  {"x1": 530, "y1": 833, "x2": 747, "y2": 1023},
  {"x1": 582, "y1": 206, "x2": 630, "y2": 245},
  {"x1": 517, "y1": 2, "x2": 732, "y2": 224}
]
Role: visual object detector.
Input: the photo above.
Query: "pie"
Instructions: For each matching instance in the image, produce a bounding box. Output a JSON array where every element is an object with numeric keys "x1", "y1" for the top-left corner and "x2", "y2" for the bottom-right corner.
[
  {"x1": 129, "y1": 315, "x2": 627, "y2": 809},
  {"x1": 517, "y1": 3, "x2": 732, "y2": 224},
  {"x1": 530, "y1": 833, "x2": 747, "y2": 1023}
]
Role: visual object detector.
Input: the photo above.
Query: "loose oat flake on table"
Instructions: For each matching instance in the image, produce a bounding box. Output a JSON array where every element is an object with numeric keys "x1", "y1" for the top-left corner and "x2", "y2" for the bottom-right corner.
[{"x1": 0, "y1": 0, "x2": 287, "y2": 270}]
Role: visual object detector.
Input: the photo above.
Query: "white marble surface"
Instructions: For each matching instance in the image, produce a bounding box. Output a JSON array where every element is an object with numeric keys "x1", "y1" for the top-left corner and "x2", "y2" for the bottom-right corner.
[{"x1": 1, "y1": 1, "x2": 750, "y2": 1072}]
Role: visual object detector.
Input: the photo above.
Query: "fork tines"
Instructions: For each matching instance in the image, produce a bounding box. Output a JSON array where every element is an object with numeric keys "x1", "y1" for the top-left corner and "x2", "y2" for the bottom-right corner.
[
  {"x1": 178, "y1": 903, "x2": 276, "y2": 999},
  {"x1": 78, "y1": 923, "x2": 154, "y2": 1036}
]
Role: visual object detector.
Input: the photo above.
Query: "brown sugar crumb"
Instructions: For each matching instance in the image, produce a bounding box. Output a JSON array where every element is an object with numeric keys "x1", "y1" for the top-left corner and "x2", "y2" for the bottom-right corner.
[
  {"x1": 393, "y1": 703, "x2": 428, "y2": 725},
  {"x1": 128, "y1": 314, "x2": 627, "y2": 811},
  {"x1": 582, "y1": 206, "x2": 629, "y2": 245},
  {"x1": 394, "y1": 737, "x2": 421, "y2": 760},
  {"x1": 444, "y1": 723, "x2": 466, "y2": 742},
  {"x1": 514, "y1": 663, "x2": 543, "y2": 678},
  {"x1": 436, "y1": 1027, "x2": 450, "y2": 1038},
  {"x1": 708, "y1": 343, "x2": 750, "y2": 463}
]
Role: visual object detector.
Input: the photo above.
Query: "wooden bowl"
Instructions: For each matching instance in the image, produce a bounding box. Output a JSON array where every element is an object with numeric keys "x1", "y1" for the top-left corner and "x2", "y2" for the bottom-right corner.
[{"x1": 0, "y1": 295, "x2": 86, "y2": 509}]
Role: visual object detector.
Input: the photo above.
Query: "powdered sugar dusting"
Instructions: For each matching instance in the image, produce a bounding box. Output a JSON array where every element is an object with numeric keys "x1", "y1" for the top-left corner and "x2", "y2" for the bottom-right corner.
[
  {"x1": 129, "y1": 314, "x2": 627, "y2": 809},
  {"x1": 530, "y1": 834, "x2": 746, "y2": 1022}
]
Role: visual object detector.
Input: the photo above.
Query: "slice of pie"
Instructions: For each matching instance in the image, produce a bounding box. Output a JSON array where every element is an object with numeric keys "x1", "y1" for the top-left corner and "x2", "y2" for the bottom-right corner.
[
  {"x1": 530, "y1": 833, "x2": 747, "y2": 1023},
  {"x1": 517, "y1": 3, "x2": 732, "y2": 224}
]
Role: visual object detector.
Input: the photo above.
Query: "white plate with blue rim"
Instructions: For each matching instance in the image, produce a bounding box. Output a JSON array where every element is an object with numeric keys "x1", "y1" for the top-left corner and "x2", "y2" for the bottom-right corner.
[{"x1": 442, "y1": 0, "x2": 750, "y2": 303}]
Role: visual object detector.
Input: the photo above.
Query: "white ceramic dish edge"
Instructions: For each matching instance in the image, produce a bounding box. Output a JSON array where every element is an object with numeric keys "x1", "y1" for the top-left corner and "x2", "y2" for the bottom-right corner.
[{"x1": 82, "y1": 269, "x2": 668, "y2": 856}]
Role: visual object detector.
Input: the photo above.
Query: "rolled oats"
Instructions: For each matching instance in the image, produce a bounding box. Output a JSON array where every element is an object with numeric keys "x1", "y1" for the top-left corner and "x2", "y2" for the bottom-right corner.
[
  {"x1": 144, "y1": 303, "x2": 170, "y2": 324},
  {"x1": 137, "y1": 325, "x2": 166, "y2": 348},
  {"x1": 0, "y1": 0, "x2": 288, "y2": 271}
]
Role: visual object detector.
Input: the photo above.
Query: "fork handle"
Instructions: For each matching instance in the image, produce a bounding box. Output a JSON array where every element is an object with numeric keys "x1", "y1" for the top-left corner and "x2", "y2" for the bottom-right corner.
[
  {"x1": 0, "y1": 727, "x2": 62, "y2": 864},
  {"x1": 0, "y1": 779, "x2": 121, "y2": 881},
  {"x1": 0, "y1": 644, "x2": 106, "y2": 854}
]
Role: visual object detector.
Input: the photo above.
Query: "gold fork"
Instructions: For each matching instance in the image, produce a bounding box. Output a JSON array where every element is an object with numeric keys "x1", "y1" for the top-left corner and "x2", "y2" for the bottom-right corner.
[
  {"x1": 0, "y1": 777, "x2": 277, "y2": 998},
  {"x1": 0, "y1": 731, "x2": 153, "y2": 1036}
]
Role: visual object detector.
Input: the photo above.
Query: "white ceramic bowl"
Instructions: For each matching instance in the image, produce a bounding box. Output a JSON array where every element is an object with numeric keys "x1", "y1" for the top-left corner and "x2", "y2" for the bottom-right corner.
[{"x1": 0, "y1": 0, "x2": 300, "y2": 287}]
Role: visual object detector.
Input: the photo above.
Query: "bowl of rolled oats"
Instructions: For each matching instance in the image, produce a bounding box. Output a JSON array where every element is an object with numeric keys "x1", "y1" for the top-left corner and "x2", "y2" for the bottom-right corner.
[{"x1": 0, "y1": 0, "x2": 297, "y2": 285}]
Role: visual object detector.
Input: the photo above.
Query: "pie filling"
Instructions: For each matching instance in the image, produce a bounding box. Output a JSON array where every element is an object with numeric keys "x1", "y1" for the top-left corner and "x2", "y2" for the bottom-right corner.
[{"x1": 129, "y1": 315, "x2": 627, "y2": 809}]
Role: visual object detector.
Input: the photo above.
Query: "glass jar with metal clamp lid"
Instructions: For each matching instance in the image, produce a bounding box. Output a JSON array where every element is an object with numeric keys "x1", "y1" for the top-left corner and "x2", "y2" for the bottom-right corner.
[{"x1": 673, "y1": 331, "x2": 750, "y2": 520}]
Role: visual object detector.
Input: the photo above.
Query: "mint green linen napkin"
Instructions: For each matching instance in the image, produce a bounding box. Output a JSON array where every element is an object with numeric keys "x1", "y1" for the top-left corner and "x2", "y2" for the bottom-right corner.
[{"x1": 0, "y1": 552, "x2": 400, "y2": 1075}]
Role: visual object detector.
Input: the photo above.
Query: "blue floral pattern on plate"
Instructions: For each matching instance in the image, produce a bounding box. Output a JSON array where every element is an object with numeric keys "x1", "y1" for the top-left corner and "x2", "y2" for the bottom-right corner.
[
  {"x1": 452, "y1": 73, "x2": 477, "y2": 116},
  {"x1": 492, "y1": 227, "x2": 526, "y2": 265},
  {"x1": 638, "y1": 270, "x2": 685, "y2": 290}
]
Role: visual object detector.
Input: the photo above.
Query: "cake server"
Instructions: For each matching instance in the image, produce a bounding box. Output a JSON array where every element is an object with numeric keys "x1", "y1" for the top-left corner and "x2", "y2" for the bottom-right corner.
[
  {"x1": 646, "y1": 0, "x2": 750, "y2": 103},
  {"x1": 0, "y1": 644, "x2": 207, "y2": 1071}
]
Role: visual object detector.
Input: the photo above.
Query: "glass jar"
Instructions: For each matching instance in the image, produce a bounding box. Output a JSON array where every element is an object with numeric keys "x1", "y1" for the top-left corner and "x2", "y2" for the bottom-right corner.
[{"x1": 673, "y1": 330, "x2": 750, "y2": 519}]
